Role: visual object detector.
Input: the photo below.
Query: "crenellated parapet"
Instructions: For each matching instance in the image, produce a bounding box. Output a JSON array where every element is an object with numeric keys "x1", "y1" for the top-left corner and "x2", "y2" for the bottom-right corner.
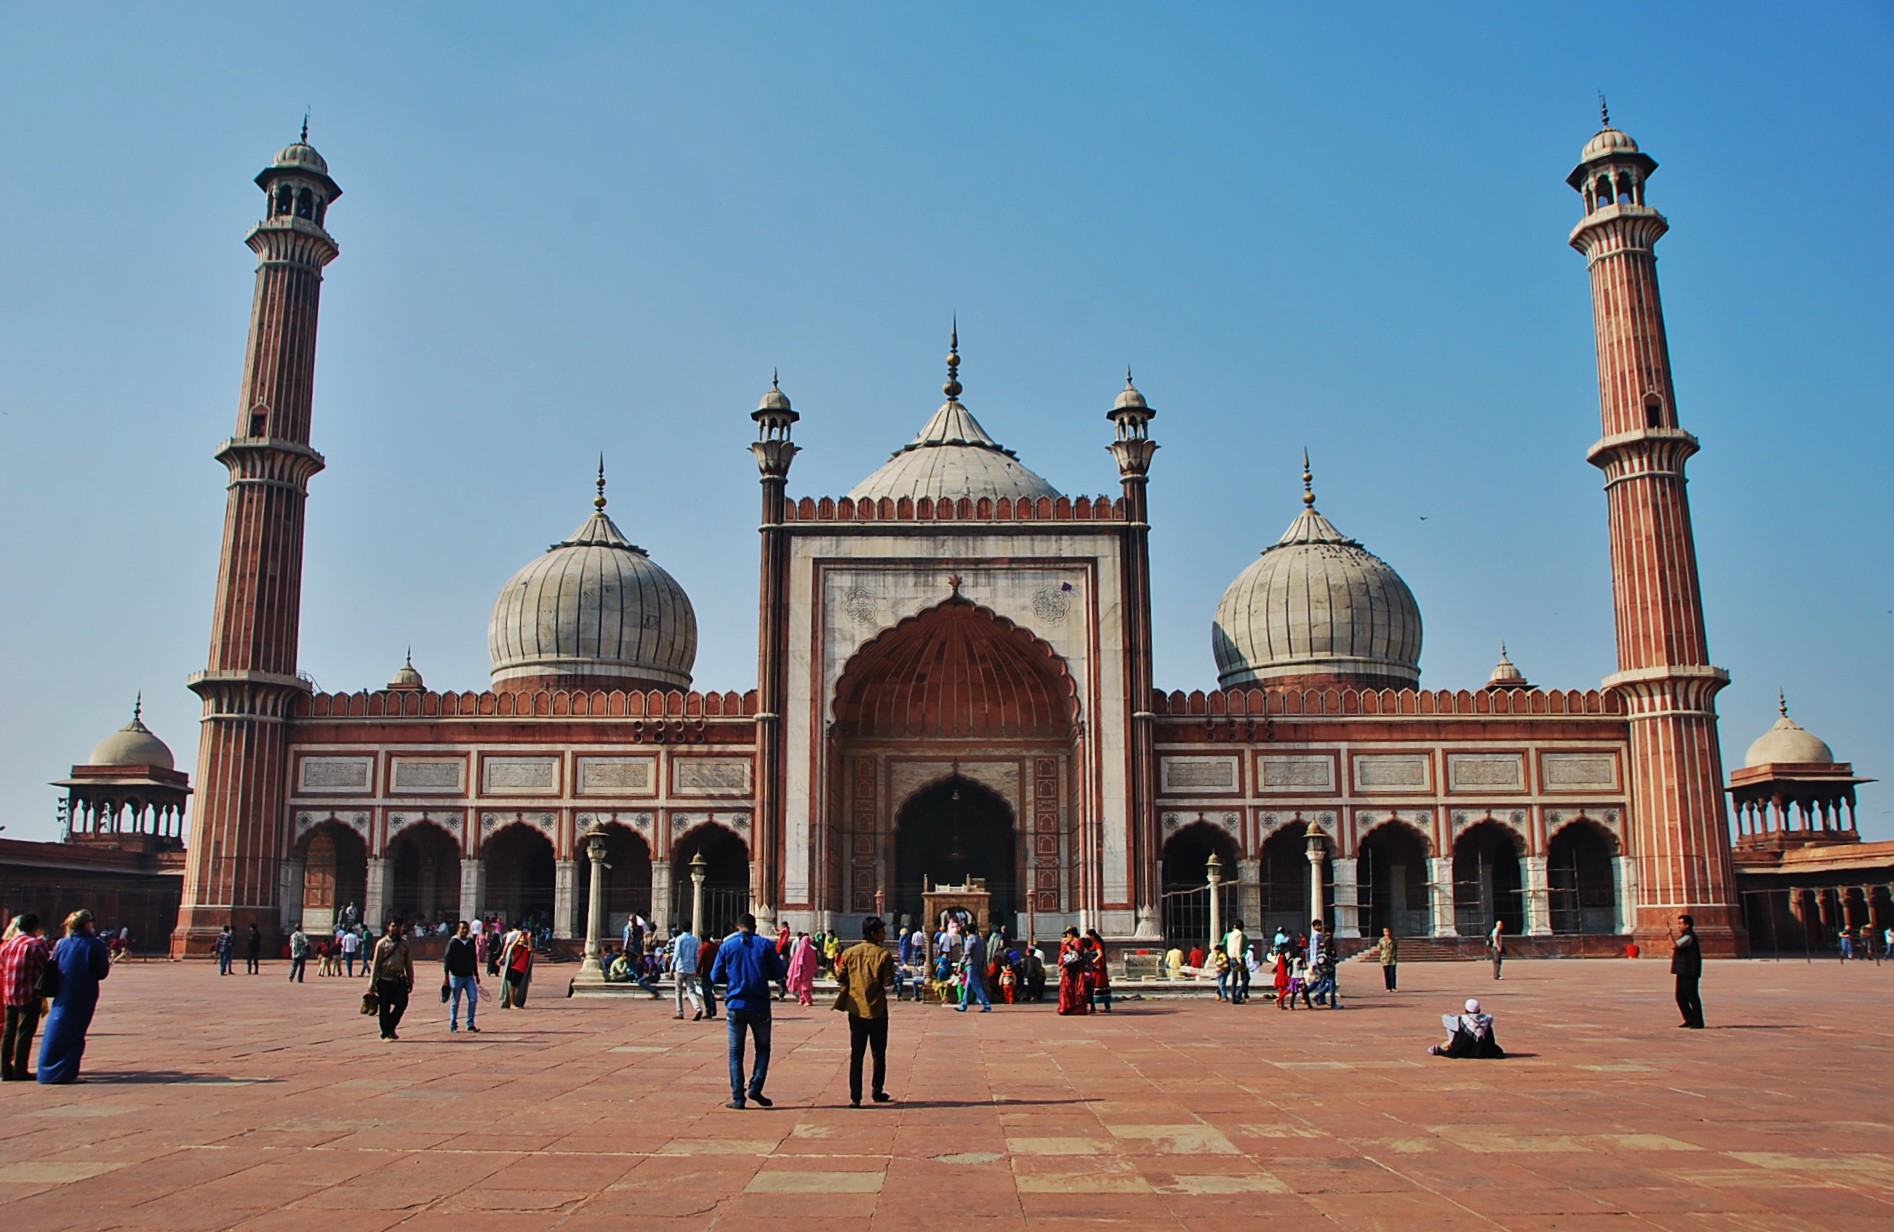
[
  {"x1": 1150, "y1": 686, "x2": 1620, "y2": 719},
  {"x1": 783, "y1": 493, "x2": 1125, "y2": 524},
  {"x1": 297, "y1": 686, "x2": 758, "y2": 721}
]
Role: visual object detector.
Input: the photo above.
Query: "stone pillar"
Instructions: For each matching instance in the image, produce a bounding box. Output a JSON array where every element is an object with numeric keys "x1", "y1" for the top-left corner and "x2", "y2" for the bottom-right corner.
[
  {"x1": 554, "y1": 858, "x2": 578, "y2": 940},
  {"x1": 1524, "y1": 855, "x2": 1552, "y2": 936},
  {"x1": 577, "y1": 829, "x2": 607, "y2": 982},
  {"x1": 458, "y1": 858, "x2": 485, "y2": 926},
  {"x1": 1206, "y1": 855, "x2": 1223, "y2": 949},
  {"x1": 280, "y1": 857, "x2": 306, "y2": 932},
  {"x1": 652, "y1": 859, "x2": 675, "y2": 931},
  {"x1": 1305, "y1": 823, "x2": 1327, "y2": 928},
  {"x1": 1430, "y1": 857, "x2": 1458, "y2": 937},
  {"x1": 1331, "y1": 857, "x2": 1361, "y2": 938},
  {"x1": 1612, "y1": 855, "x2": 1633, "y2": 934},
  {"x1": 1236, "y1": 858, "x2": 1262, "y2": 933},
  {"x1": 690, "y1": 853, "x2": 708, "y2": 938},
  {"x1": 364, "y1": 857, "x2": 390, "y2": 931}
]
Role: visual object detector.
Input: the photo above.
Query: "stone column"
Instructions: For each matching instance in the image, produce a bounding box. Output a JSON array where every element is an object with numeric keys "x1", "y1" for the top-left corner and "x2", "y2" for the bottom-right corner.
[
  {"x1": 1331, "y1": 857, "x2": 1361, "y2": 938},
  {"x1": 1430, "y1": 857, "x2": 1458, "y2": 937},
  {"x1": 1524, "y1": 855, "x2": 1552, "y2": 936},
  {"x1": 1206, "y1": 854, "x2": 1223, "y2": 949},
  {"x1": 459, "y1": 859, "x2": 485, "y2": 926},
  {"x1": 364, "y1": 857, "x2": 390, "y2": 930},
  {"x1": 1236, "y1": 858, "x2": 1263, "y2": 933},
  {"x1": 690, "y1": 852, "x2": 708, "y2": 938},
  {"x1": 577, "y1": 827, "x2": 607, "y2": 982},
  {"x1": 554, "y1": 858, "x2": 578, "y2": 940},
  {"x1": 1305, "y1": 824, "x2": 1327, "y2": 928},
  {"x1": 652, "y1": 858, "x2": 675, "y2": 932},
  {"x1": 1612, "y1": 855, "x2": 1633, "y2": 934}
]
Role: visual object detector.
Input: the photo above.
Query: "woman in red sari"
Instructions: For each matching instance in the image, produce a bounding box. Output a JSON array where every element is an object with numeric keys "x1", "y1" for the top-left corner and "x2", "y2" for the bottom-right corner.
[
  {"x1": 1055, "y1": 927, "x2": 1090, "y2": 1015},
  {"x1": 1084, "y1": 929, "x2": 1114, "y2": 1013}
]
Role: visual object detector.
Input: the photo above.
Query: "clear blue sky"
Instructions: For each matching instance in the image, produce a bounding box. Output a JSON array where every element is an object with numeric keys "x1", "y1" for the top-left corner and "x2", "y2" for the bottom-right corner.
[{"x1": 2, "y1": 4, "x2": 1889, "y2": 842}]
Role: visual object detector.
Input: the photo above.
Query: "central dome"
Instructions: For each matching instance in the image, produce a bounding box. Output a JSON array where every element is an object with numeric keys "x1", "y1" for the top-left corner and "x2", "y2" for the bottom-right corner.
[
  {"x1": 1212, "y1": 468, "x2": 1422, "y2": 690},
  {"x1": 848, "y1": 334, "x2": 1059, "y2": 503},
  {"x1": 488, "y1": 489, "x2": 696, "y2": 692}
]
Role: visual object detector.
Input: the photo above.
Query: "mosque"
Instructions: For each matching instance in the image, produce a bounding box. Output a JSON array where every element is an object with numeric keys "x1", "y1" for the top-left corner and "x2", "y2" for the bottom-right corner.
[{"x1": 43, "y1": 116, "x2": 1886, "y2": 962}]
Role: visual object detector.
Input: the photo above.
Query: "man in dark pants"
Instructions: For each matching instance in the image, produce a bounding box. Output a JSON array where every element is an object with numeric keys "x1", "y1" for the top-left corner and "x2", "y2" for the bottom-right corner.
[
  {"x1": 1672, "y1": 913, "x2": 1704, "y2": 1029},
  {"x1": 244, "y1": 923, "x2": 263, "y2": 974},
  {"x1": 834, "y1": 917, "x2": 896, "y2": 1107},
  {"x1": 1, "y1": 914, "x2": 51, "y2": 1081},
  {"x1": 370, "y1": 921, "x2": 414, "y2": 1041},
  {"x1": 710, "y1": 915, "x2": 787, "y2": 1109}
]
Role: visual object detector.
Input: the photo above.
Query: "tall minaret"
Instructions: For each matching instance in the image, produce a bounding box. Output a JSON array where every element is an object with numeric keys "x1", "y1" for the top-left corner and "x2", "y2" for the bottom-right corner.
[
  {"x1": 751, "y1": 371, "x2": 799, "y2": 928},
  {"x1": 174, "y1": 131, "x2": 341, "y2": 956},
  {"x1": 1108, "y1": 370, "x2": 1161, "y2": 939},
  {"x1": 1567, "y1": 106, "x2": 1745, "y2": 955}
]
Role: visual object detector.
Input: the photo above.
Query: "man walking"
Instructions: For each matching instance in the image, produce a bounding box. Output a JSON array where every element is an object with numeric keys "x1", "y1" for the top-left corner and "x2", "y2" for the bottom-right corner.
[
  {"x1": 1487, "y1": 919, "x2": 1505, "y2": 980},
  {"x1": 1377, "y1": 928, "x2": 1398, "y2": 991},
  {"x1": 670, "y1": 922, "x2": 705, "y2": 1021},
  {"x1": 957, "y1": 927, "x2": 993, "y2": 1012},
  {"x1": 215, "y1": 924, "x2": 234, "y2": 975},
  {"x1": 1672, "y1": 913, "x2": 1704, "y2": 1029},
  {"x1": 1224, "y1": 921, "x2": 1249, "y2": 1004},
  {"x1": 709, "y1": 913, "x2": 787, "y2": 1110},
  {"x1": 370, "y1": 920, "x2": 414, "y2": 1041},
  {"x1": 339, "y1": 925, "x2": 361, "y2": 978},
  {"x1": 2, "y1": 914, "x2": 52, "y2": 1081},
  {"x1": 445, "y1": 920, "x2": 481, "y2": 1033},
  {"x1": 288, "y1": 925, "x2": 310, "y2": 983},
  {"x1": 244, "y1": 923, "x2": 262, "y2": 974},
  {"x1": 835, "y1": 916, "x2": 896, "y2": 1107}
]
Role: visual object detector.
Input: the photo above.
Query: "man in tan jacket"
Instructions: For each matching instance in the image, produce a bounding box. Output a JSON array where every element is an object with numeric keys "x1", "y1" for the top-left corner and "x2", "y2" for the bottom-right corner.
[{"x1": 833, "y1": 917, "x2": 896, "y2": 1108}]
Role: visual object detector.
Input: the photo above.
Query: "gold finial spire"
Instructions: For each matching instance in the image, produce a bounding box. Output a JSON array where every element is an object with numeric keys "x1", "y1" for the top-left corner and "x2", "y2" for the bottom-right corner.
[
  {"x1": 943, "y1": 316, "x2": 962, "y2": 401},
  {"x1": 1301, "y1": 449, "x2": 1316, "y2": 508},
  {"x1": 1778, "y1": 689, "x2": 1788, "y2": 717},
  {"x1": 595, "y1": 454, "x2": 607, "y2": 511}
]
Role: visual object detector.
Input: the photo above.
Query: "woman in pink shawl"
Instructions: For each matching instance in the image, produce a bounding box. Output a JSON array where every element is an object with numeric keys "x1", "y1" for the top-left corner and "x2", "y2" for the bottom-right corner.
[{"x1": 787, "y1": 931, "x2": 818, "y2": 1006}]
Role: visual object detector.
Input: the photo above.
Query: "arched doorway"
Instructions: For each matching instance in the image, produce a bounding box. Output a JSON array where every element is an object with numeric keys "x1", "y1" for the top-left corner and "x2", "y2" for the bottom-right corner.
[
  {"x1": 577, "y1": 826, "x2": 653, "y2": 939},
  {"x1": 1160, "y1": 823, "x2": 1239, "y2": 950},
  {"x1": 300, "y1": 822, "x2": 367, "y2": 933},
  {"x1": 1453, "y1": 821, "x2": 1524, "y2": 937},
  {"x1": 672, "y1": 824, "x2": 750, "y2": 938},
  {"x1": 484, "y1": 824, "x2": 556, "y2": 929},
  {"x1": 1260, "y1": 824, "x2": 1333, "y2": 939},
  {"x1": 388, "y1": 822, "x2": 460, "y2": 929},
  {"x1": 1357, "y1": 821, "x2": 1431, "y2": 938},
  {"x1": 1548, "y1": 820, "x2": 1618, "y2": 934},
  {"x1": 894, "y1": 776, "x2": 1018, "y2": 931}
]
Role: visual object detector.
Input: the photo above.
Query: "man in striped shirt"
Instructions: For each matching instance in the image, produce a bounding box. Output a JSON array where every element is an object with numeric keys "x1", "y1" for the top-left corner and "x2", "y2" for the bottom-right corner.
[{"x1": 3, "y1": 913, "x2": 53, "y2": 1081}]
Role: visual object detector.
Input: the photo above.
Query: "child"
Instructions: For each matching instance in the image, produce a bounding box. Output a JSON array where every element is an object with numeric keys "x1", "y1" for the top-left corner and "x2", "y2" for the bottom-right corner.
[
  {"x1": 998, "y1": 963, "x2": 1017, "y2": 1004},
  {"x1": 1286, "y1": 956, "x2": 1311, "y2": 1010},
  {"x1": 1272, "y1": 947, "x2": 1291, "y2": 1007}
]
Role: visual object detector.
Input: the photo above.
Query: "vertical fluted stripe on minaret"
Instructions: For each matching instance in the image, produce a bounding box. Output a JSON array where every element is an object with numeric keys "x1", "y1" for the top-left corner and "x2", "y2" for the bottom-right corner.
[
  {"x1": 1570, "y1": 126, "x2": 1744, "y2": 954},
  {"x1": 174, "y1": 145, "x2": 338, "y2": 957}
]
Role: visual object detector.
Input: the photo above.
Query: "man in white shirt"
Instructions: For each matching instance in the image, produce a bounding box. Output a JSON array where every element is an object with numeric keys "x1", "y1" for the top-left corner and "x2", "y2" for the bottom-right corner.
[{"x1": 670, "y1": 922, "x2": 705, "y2": 1021}]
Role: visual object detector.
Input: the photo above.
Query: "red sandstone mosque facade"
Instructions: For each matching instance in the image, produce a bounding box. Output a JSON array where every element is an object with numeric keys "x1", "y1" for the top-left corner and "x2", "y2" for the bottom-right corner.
[{"x1": 127, "y1": 116, "x2": 1879, "y2": 962}]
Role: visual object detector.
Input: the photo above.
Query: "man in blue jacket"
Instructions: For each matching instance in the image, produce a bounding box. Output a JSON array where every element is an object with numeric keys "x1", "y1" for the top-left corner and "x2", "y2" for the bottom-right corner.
[{"x1": 710, "y1": 913, "x2": 789, "y2": 1109}]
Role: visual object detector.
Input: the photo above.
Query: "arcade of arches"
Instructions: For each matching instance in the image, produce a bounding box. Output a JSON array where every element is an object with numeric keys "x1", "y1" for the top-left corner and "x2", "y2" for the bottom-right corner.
[{"x1": 830, "y1": 598, "x2": 1077, "y2": 933}]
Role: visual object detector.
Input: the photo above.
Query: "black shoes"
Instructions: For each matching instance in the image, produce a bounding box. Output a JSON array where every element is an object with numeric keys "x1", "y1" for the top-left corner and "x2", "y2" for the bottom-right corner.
[
  {"x1": 727, "y1": 1099, "x2": 746, "y2": 1110},
  {"x1": 872, "y1": 1092, "x2": 892, "y2": 1103},
  {"x1": 748, "y1": 1093, "x2": 773, "y2": 1107}
]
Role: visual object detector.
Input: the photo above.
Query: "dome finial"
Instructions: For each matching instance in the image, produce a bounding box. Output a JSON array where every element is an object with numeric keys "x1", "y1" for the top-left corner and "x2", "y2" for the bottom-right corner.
[
  {"x1": 1778, "y1": 688, "x2": 1788, "y2": 717},
  {"x1": 405, "y1": 646, "x2": 414, "y2": 669},
  {"x1": 595, "y1": 454, "x2": 607, "y2": 512},
  {"x1": 301, "y1": 110, "x2": 310, "y2": 144},
  {"x1": 1126, "y1": 364, "x2": 1135, "y2": 388},
  {"x1": 943, "y1": 316, "x2": 963, "y2": 401},
  {"x1": 771, "y1": 367, "x2": 780, "y2": 391},
  {"x1": 1301, "y1": 449, "x2": 1316, "y2": 508},
  {"x1": 133, "y1": 691, "x2": 143, "y2": 723},
  {"x1": 1598, "y1": 92, "x2": 1609, "y2": 129}
]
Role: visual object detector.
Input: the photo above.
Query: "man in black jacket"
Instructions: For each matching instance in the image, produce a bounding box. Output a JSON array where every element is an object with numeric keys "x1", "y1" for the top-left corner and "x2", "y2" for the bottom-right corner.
[
  {"x1": 1671, "y1": 914, "x2": 1704, "y2": 1029},
  {"x1": 445, "y1": 921, "x2": 482, "y2": 1034}
]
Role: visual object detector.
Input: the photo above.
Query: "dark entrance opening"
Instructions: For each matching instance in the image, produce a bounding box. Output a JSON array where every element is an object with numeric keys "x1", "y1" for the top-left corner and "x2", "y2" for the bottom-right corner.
[
  {"x1": 1453, "y1": 821, "x2": 1524, "y2": 937},
  {"x1": 1357, "y1": 822, "x2": 1431, "y2": 938},
  {"x1": 483, "y1": 824, "x2": 555, "y2": 930},
  {"x1": 1260, "y1": 824, "x2": 1333, "y2": 939},
  {"x1": 1548, "y1": 821, "x2": 1618, "y2": 934},
  {"x1": 300, "y1": 822, "x2": 367, "y2": 933},
  {"x1": 1161, "y1": 824, "x2": 1239, "y2": 950},
  {"x1": 671, "y1": 824, "x2": 750, "y2": 938},
  {"x1": 894, "y1": 776, "x2": 1017, "y2": 932},
  {"x1": 388, "y1": 821, "x2": 460, "y2": 929},
  {"x1": 577, "y1": 826, "x2": 653, "y2": 939}
]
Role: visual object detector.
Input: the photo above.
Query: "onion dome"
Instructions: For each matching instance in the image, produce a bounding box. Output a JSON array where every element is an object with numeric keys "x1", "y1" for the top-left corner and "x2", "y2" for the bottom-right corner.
[
  {"x1": 271, "y1": 140, "x2": 329, "y2": 176},
  {"x1": 847, "y1": 326, "x2": 1059, "y2": 504},
  {"x1": 488, "y1": 463, "x2": 697, "y2": 691},
  {"x1": 1743, "y1": 693, "x2": 1836, "y2": 767},
  {"x1": 87, "y1": 696, "x2": 175, "y2": 770},
  {"x1": 1580, "y1": 125, "x2": 1640, "y2": 162},
  {"x1": 388, "y1": 650, "x2": 424, "y2": 691},
  {"x1": 1485, "y1": 644, "x2": 1529, "y2": 690},
  {"x1": 1212, "y1": 457, "x2": 1422, "y2": 690}
]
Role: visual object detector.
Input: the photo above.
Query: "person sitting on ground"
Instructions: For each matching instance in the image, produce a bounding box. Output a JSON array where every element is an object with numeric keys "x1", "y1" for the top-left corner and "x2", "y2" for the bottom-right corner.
[{"x1": 1429, "y1": 998, "x2": 1505, "y2": 1058}]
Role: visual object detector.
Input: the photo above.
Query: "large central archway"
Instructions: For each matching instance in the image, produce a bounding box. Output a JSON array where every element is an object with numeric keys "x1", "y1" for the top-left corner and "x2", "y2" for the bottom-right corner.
[{"x1": 894, "y1": 775, "x2": 1018, "y2": 927}]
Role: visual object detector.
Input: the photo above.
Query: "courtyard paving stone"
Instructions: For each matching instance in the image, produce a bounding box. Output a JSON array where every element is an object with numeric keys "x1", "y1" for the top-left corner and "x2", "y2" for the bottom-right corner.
[{"x1": 0, "y1": 956, "x2": 1890, "y2": 1228}]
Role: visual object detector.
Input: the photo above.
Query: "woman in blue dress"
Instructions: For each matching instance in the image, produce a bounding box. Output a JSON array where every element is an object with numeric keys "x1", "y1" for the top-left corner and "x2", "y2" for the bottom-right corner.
[{"x1": 38, "y1": 909, "x2": 111, "y2": 1084}]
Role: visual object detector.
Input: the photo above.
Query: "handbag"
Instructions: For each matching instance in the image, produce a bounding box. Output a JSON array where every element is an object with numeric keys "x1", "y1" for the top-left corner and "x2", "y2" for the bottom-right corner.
[
  {"x1": 440, "y1": 981, "x2": 451, "y2": 1004},
  {"x1": 359, "y1": 989, "x2": 379, "y2": 1016}
]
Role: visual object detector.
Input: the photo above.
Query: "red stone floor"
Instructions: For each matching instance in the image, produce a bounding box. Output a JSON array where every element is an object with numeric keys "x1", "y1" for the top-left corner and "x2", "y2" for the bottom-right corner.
[{"x1": 2, "y1": 956, "x2": 1891, "y2": 1230}]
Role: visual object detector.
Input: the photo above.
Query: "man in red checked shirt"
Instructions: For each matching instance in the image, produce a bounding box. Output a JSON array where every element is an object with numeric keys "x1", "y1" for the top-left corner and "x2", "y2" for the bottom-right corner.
[{"x1": 2, "y1": 913, "x2": 53, "y2": 1081}]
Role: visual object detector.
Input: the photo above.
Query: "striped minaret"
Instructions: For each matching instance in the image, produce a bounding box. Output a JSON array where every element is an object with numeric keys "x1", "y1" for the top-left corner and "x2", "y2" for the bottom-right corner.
[
  {"x1": 1568, "y1": 108, "x2": 1746, "y2": 956},
  {"x1": 173, "y1": 132, "x2": 340, "y2": 957}
]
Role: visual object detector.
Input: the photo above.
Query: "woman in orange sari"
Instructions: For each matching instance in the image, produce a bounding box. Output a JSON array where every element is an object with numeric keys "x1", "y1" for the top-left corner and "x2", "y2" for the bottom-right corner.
[{"x1": 1056, "y1": 927, "x2": 1089, "y2": 1015}]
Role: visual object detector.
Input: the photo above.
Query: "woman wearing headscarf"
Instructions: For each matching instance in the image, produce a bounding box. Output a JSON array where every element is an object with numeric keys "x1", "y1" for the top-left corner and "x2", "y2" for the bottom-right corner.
[
  {"x1": 499, "y1": 922, "x2": 534, "y2": 1008},
  {"x1": 1428, "y1": 998, "x2": 1505, "y2": 1058},
  {"x1": 786, "y1": 931, "x2": 818, "y2": 1006},
  {"x1": 37, "y1": 910, "x2": 112, "y2": 1083},
  {"x1": 1084, "y1": 929, "x2": 1114, "y2": 1013},
  {"x1": 1055, "y1": 927, "x2": 1090, "y2": 1015}
]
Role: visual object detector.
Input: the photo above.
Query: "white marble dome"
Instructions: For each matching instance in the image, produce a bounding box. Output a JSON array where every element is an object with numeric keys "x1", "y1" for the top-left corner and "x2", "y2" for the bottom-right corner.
[
  {"x1": 272, "y1": 141, "x2": 329, "y2": 175},
  {"x1": 1744, "y1": 701, "x2": 1835, "y2": 767},
  {"x1": 849, "y1": 399, "x2": 1059, "y2": 504},
  {"x1": 489, "y1": 506, "x2": 696, "y2": 690},
  {"x1": 88, "y1": 703, "x2": 175, "y2": 770},
  {"x1": 1213, "y1": 493, "x2": 1422, "y2": 689}
]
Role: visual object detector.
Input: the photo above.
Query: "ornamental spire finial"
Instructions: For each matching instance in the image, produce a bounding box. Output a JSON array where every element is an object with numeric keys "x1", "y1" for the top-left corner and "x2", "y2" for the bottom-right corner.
[
  {"x1": 301, "y1": 111, "x2": 310, "y2": 144},
  {"x1": 595, "y1": 454, "x2": 607, "y2": 512},
  {"x1": 133, "y1": 691, "x2": 143, "y2": 723},
  {"x1": 943, "y1": 316, "x2": 963, "y2": 401},
  {"x1": 1778, "y1": 688, "x2": 1788, "y2": 717},
  {"x1": 1301, "y1": 449, "x2": 1316, "y2": 508},
  {"x1": 1598, "y1": 92, "x2": 1610, "y2": 129}
]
